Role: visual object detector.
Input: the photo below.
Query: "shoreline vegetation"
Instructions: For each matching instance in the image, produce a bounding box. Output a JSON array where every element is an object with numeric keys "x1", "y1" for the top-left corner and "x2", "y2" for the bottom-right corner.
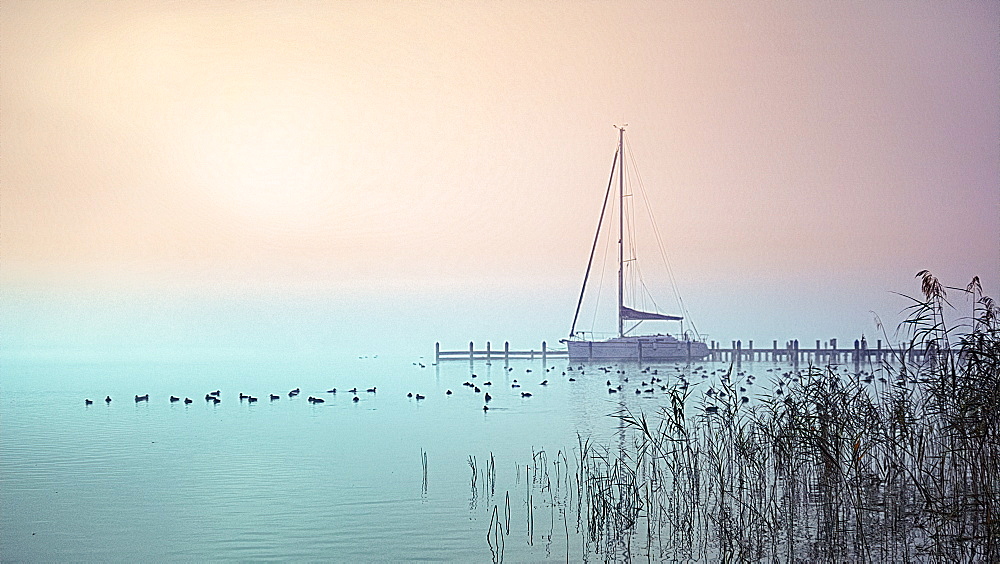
[{"x1": 485, "y1": 271, "x2": 998, "y2": 562}]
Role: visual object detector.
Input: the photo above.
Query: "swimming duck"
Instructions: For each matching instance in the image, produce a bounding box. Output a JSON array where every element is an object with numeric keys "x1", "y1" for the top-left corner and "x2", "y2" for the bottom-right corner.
[
  {"x1": 170, "y1": 396, "x2": 180, "y2": 402},
  {"x1": 184, "y1": 398, "x2": 193, "y2": 404},
  {"x1": 105, "y1": 396, "x2": 112, "y2": 403},
  {"x1": 135, "y1": 394, "x2": 149, "y2": 402},
  {"x1": 85, "y1": 399, "x2": 93, "y2": 405}
]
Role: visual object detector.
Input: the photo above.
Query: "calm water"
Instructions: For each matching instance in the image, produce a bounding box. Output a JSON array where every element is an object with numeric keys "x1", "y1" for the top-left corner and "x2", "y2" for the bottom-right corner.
[{"x1": 1, "y1": 350, "x2": 809, "y2": 561}]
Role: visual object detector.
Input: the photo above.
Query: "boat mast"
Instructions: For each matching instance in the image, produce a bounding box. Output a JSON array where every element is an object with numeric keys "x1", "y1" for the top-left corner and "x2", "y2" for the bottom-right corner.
[{"x1": 617, "y1": 126, "x2": 625, "y2": 338}]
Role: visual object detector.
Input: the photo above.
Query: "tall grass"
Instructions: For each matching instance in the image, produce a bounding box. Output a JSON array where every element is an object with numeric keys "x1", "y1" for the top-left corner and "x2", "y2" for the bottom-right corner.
[{"x1": 542, "y1": 272, "x2": 999, "y2": 561}]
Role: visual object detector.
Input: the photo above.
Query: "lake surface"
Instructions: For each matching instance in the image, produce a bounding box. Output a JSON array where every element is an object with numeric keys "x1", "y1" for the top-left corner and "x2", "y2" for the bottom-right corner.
[{"x1": 2, "y1": 350, "x2": 820, "y2": 561}]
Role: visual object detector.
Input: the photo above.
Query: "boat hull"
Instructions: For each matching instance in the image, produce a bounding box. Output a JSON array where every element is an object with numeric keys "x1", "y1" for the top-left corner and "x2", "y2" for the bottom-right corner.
[{"x1": 564, "y1": 336, "x2": 709, "y2": 362}]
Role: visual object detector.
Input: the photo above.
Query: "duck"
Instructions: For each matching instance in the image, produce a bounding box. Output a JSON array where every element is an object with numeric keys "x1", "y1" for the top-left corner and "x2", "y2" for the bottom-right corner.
[
  {"x1": 326, "y1": 388, "x2": 337, "y2": 393},
  {"x1": 85, "y1": 398, "x2": 93, "y2": 405},
  {"x1": 248, "y1": 396, "x2": 258, "y2": 403},
  {"x1": 366, "y1": 387, "x2": 376, "y2": 393},
  {"x1": 415, "y1": 394, "x2": 426, "y2": 400},
  {"x1": 184, "y1": 398, "x2": 193, "y2": 404},
  {"x1": 352, "y1": 396, "x2": 360, "y2": 402},
  {"x1": 289, "y1": 388, "x2": 300, "y2": 396},
  {"x1": 407, "y1": 392, "x2": 413, "y2": 398},
  {"x1": 521, "y1": 392, "x2": 532, "y2": 398},
  {"x1": 539, "y1": 380, "x2": 548, "y2": 386},
  {"x1": 134, "y1": 394, "x2": 149, "y2": 402},
  {"x1": 347, "y1": 388, "x2": 358, "y2": 394},
  {"x1": 483, "y1": 405, "x2": 489, "y2": 411},
  {"x1": 205, "y1": 394, "x2": 214, "y2": 401},
  {"x1": 239, "y1": 393, "x2": 249, "y2": 399},
  {"x1": 270, "y1": 394, "x2": 280, "y2": 400},
  {"x1": 209, "y1": 390, "x2": 220, "y2": 396},
  {"x1": 212, "y1": 397, "x2": 221, "y2": 404},
  {"x1": 170, "y1": 396, "x2": 180, "y2": 402},
  {"x1": 105, "y1": 396, "x2": 112, "y2": 403},
  {"x1": 445, "y1": 390, "x2": 452, "y2": 395},
  {"x1": 484, "y1": 393, "x2": 492, "y2": 402}
]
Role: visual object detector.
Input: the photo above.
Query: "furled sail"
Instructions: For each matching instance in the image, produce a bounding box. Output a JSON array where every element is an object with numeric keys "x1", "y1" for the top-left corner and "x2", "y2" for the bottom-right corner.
[{"x1": 620, "y1": 306, "x2": 682, "y2": 321}]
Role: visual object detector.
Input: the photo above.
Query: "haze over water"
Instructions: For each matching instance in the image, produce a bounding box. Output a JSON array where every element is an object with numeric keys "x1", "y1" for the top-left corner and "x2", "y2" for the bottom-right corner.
[{"x1": 2, "y1": 1, "x2": 997, "y2": 560}]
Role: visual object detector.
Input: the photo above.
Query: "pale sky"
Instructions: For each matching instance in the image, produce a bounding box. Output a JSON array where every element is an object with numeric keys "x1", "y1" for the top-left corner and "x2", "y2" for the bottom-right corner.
[{"x1": 2, "y1": 1, "x2": 998, "y2": 354}]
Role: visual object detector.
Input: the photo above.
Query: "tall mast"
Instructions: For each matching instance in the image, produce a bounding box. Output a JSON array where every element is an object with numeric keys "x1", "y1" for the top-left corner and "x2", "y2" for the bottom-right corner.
[{"x1": 617, "y1": 126, "x2": 625, "y2": 338}]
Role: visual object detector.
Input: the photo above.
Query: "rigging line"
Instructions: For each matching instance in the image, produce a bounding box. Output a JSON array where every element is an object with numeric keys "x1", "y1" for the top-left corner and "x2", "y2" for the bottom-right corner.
[
  {"x1": 629, "y1": 147, "x2": 702, "y2": 339},
  {"x1": 623, "y1": 134, "x2": 641, "y2": 310},
  {"x1": 570, "y1": 148, "x2": 619, "y2": 337}
]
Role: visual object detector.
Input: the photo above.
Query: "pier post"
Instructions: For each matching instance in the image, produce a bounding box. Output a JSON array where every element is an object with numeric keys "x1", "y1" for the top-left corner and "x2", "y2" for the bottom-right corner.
[
  {"x1": 469, "y1": 341, "x2": 474, "y2": 361},
  {"x1": 831, "y1": 338, "x2": 838, "y2": 363},
  {"x1": 435, "y1": 342, "x2": 440, "y2": 364},
  {"x1": 773, "y1": 340, "x2": 778, "y2": 362},
  {"x1": 504, "y1": 341, "x2": 510, "y2": 362},
  {"x1": 542, "y1": 341, "x2": 547, "y2": 361},
  {"x1": 816, "y1": 340, "x2": 821, "y2": 363},
  {"x1": 793, "y1": 339, "x2": 799, "y2": 367},
  {"x1": 686, "y1": 339, "x2": 691, "y2": 362},
  {"x1": 486, "y1": 341, "x2": 491, "y2": 361},
  {"x1": 736, "y1": 340, "x2": 742, "y2": 365},
  {"x1": 877, "y1": 339, "x2": 882, "y2": 361},
  {"x1": 638, "y1": 339, "x2": 643, "y2": 364},
  {"x1": 749, "y1": 340, "x2": 754, "y2": 362}
]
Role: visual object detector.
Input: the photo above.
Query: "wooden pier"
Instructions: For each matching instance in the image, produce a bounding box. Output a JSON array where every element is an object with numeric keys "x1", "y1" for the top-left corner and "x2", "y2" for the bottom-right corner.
[
  {"x1": 435, "y1": 341, "x2": 566, "y2": 362},
  {"x1": 436, "y1": 338, "x2": 942, "y2": 364}
]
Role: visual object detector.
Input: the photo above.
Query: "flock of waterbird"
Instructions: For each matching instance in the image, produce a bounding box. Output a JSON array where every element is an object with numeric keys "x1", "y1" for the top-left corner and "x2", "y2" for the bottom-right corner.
[{"x1": 85, "y1": 361, "x2": 881, "y2": 412}]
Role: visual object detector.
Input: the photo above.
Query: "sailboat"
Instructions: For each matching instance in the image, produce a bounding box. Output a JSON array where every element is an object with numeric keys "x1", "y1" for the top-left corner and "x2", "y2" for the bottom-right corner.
[{"x1": 561, "y1": 127, "x2": 710, "y2": 362}]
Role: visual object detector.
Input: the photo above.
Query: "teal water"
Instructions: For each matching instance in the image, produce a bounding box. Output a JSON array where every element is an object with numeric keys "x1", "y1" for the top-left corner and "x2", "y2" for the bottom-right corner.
[{"x1": 1, "y1": 350, "x2": 700, "y2": 561}]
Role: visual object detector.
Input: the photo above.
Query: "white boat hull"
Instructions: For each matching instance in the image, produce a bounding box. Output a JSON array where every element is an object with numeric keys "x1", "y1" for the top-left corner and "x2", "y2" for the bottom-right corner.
[{"x1": 564, "y1": 336, "x2": 709, "y2": 362}]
